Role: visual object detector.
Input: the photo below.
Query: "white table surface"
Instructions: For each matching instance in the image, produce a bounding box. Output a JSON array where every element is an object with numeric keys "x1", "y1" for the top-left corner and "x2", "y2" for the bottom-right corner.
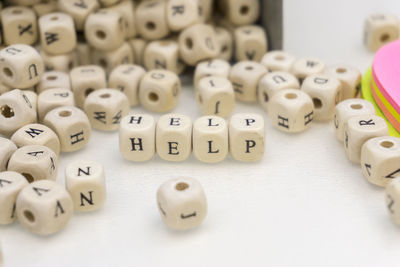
[{"x1": 2, "y1": 0, "x2": 400, "y2": 266}]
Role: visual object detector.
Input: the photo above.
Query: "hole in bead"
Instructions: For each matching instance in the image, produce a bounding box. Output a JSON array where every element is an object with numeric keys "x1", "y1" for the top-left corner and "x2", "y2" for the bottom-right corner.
[
  {"x1": 175, "y1": 182, "x2": 189, "y2": 191},
  {"x1": 46, "y1": 75, "x2": 57, "y2": 81},
  {"x1": 85, "y1": 88, "x2": 94, "y2": 97},
  {"x1": 0, "y1": 105, "x2": 14, "y2": 118},
  {"x1": 313, "y1": 98, "x2": 322, "y2": 109},
  {"x1": 336, "y1": 68, "x2": 347, "y2": 74},
  {"x1": 350, "y1": 104, "x2": 363, "y2": 110},
  {"x1": 100, "y1": 93, "x2": 111, "y2": 99},
  {"x1": 50, "y1": 16, "x2": 58, "y2": 21},
  {"x1": 381, "y1": 140, "x2": 394, "y2": 148},
  {"x1": 96, "y1": 30, "x2": 106, "y2": 40},
  {"x1": 275, "y1": 55, "x2": 285, "y2": 61},
  {"x1": 245, "y1": 66, "x2": 254, "y2": 71},
  {"x1": 3, "y1": 67, "x2": 13, "y2": 78},
  {"x1": 59, "y1": 110, "x2": 71, "y2": 117},
  {"x1": 12, "y1": 9, "x2": 23, "y2": 15},
  {"x1": 380, "y1": 33, "x2": 390, "y2": 43},
  {"x1": 285, "y1": 93, "x2": 297, "y2": 99},
  {"x1": 185, "y1": 38, "x2": 193, "y2": 49},
  {"x1": 240, "y1": 5, "x2": 249, "y2": 15},
  {"x1": 22, "y1": 173, "x2": 34, "y2": 183},
  {"x1": 99, "y1": 59, "x2": 107, "y2": 69},
  {"x1": 148, "y1": 92, "x2": 159, "y2": 102},
  {"x1": 146, "y1": 21, "x2": 156, "y2": 31},
  {"x1": 23, "y1": 210, "x2": 35, "y2": 223}
]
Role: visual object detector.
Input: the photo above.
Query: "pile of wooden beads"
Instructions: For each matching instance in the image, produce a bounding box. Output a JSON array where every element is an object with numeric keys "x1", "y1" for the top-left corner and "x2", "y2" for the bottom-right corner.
[{"x1": 364, "y1": 13, "x2": 400, "y2": 52}]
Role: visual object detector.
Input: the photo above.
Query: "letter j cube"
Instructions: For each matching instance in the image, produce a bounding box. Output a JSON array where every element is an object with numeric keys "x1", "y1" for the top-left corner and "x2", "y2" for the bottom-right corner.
[{"x1": 229, "y1": 113, "x2": 265, "y2": 162}]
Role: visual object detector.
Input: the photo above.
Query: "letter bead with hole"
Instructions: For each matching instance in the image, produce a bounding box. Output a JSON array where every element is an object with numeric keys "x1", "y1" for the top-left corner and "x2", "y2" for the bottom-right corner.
[
  {"x1": 197, "y1": 0, "x2": 213, "y2": 23},
  {"x1": 0, "y1": 171, "x2": 28, "y2": 225},
  {"x1": 261, "y1": 51, "x2": 296, "y2": 72},
  {"x1": 43, "y1": 106, "x2": 91, "y2": 152},
  {"x1": 0, "y1": 44, "x2": 44, "y2": 89},
  {"x1": 229, "y1": 61, "x2": 268, "y2": 103},
  {"x1": 0, "y1": 89, "x2": 37, "y2": 136},
  {"x1": 84, "y1": 89, "x2": 130, "y2": 131},
  {"x1": 0, "y1": 138, "x2": 17, "y2": 172},
  {"x1": 144, "y1": 40, "x2": 184, "y2": 74},
  {"x1": 57, "y1": 0, "x2": 99, "y2": 31},
  {"x1": 194, "y1": 59, "x2": 231, "y2": 88},
  {"x1": 65, "y1": 159, "x2": 106, "y2": 212},
  {"x1": 139, "y1": 70, "x2": 181, "y2": 113},
  {"x1": 385, "y1": 178, "x2": 400, "y2": 225},
  {"x1": 344, "y1": 115, "x2": 389, "y2": 163},
  {"x1": 156, "y1": 114, "x2": 192, "y2": 162},
  {"x1": 106, "y1": 0, "x2": 136, "y2": 39},
  {"x1": 91, "y1": 42, "x2": 134, "y2": 74},
  {"x1": 85, "y1": 9, "x2": 125, "y2": 51},
  {"x1": 109, "y1": 64, "x2": 146, "y2": 107},
  {"x1": 33, "y1": 1, "x2": 58, "y2": 17},
  {"x1": 229, "y1": 113, "x2": 265, "y2": 162},
  {"x1": 193, "y1": 116, "x2": 228, "y2": 163},
  {"x1": 1, "y1": 6, "x2": 38, "y2": 46},
  {"x1": 40, "y1": 50, "x2": 78, "y2": 73},
  {"x1": 333, "y1": 99, "x2": 376, "y2": 142},
  {"x1": 224, "y1": 0, "x2": 259, "y2": 26},
  {"x1": 7, "y1": 145, "x2": 57, "y2": 182},
  {"x1": 37, "y1": 88, "x2": 75, "y2": 121},
  {"x1": 157, "y1": 177, "x2": 207, "y2": 230},
  {"x1": 119, "y1": 114, "x2": 156, "y2": 162},
  {"x1": 268, "y1": 89, "x2": 314, "y2": 133},
  {"x1": 196, "y1": 76, "x2": 235, "y2": 118},
  {"x1": 301, "y1": 74, "x2": 342, "y2": 121},
  {"x1": 234, "y1": 25, "x2": 267, "y2": 62},
  {"x1": 166, "y1": 0, "x2": 199, "y2": 32},
  {"x1": 16, "y1": 180, "x2": 73, "y2": 235},
  {"x1": 70, "y1": 65, "x2": 107, "y2": 108},
  {"x1": 135, "y1": 1, "x2": 170, "y2": 41},
  {"x1": 36, "y1": 71, "x2": 71, "y2": 94},
  {"x1": 178, "y1": 24, "x2": 220, "y2": 66},
  {"x1": 291, "y1": 58, "x2": 326, "y2": 83},
  {"x1": 11, "y1": 123, "x2": 60, "y2": 155},
  {"x1": 39, "y1": 13, "x2": 77, "y2": 55},
  {"x1": 361, "y1": 136, "x2": 400, "y2": 187},
  {"x1": 325, "y1": 65, "x2": 362, "y2": 100},
  {"x1": 258, "y1": 71, "x2": 300, "y2": 112},
  {"x1": 364, "y1": 13, "x2": 400, "y2": 52}
]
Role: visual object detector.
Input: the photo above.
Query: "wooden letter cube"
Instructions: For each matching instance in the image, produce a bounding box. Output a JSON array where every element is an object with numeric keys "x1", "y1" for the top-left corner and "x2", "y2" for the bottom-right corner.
[
  {"x1": 156, "y1": 114, "x2": 192, "y2": 162},
  {"x1": 364, "y1": 13, "x2": 400, "y2": 52},
  {"x1": 57, "y1": 0, "x2": 99, "y2": 31},
  {"x1": 325, "y1": 64, "x2": 362, "y2": 100},
  {"x1": 193, "y1": 116, "x2": 228, "y2": 163},
  {"x1": 194, "y1": 59, "x2": 231, "y2": 87},
  {"x1": 65, "y1": 159, "x2": 106, "y2": 212},
  {"x1": 144, "y1": 40, "x2": 184, "y2": 74},
  {"x1": 344, "y1": 114, "x2": 389, "y2": 163},
  {"x1": 106, "y1": 0, "x2": 136, "y2": 39},
  {"x1": 91, "y1": 42, "x2": 134, "y2": 74},
  {"x1": 36, "y1": 71, "x2": 71, "y2": 93},
  {"x1": 135, "y1": 1, "x2": 170, "y2": 41},
  {"x1": 16, "y1": 180, "x2": 73, "y2": 235},
  {"x1": 37, "y1": 88, "x2": 75, "y2": 121},
  {"x1": 225, "y1": 0, "x2": 259, "y2": 26},
  {"x1": 261, "y1": 51, "x2": 296, "y2": 72},
  {"x1": 157, "y1": 177, "x2": 207, "y2": 230},
  {"x1": 229, "y1": 113, "x2": 265, "y2": 162},
  {"x1": 234, "y1": 25, "x2": 267, "y2": 62},
  {"x1": 214, "y1": 27, "x2": 233, "y2": 61},
  {"x1": 40, "y1": 50, "x2": 78, "y2": 73},
  {"x1": 386, "y1": 178, "x2": 400, "y2": 225},
  {"x1": 0, "y1": 138, "x2": 17, "y2": 172},
  {"x1": 291, "y1": 57, "x2": 326, "y2": 83},
  {"x1": 1, "y1": 7, "x2": 38, "y2": 45},
  {"x1": 166, "y1": 0, "x2": 199, "y2": 31}
]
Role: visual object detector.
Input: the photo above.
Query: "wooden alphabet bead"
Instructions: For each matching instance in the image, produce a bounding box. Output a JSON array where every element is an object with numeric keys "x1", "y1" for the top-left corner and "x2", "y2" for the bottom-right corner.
[
  {"x1": 16, "y1": 180, "x2": 73, "y2": 235},
  {"x1": 1, "y1": 6, "x2": 38, "y2": 45},
  {"x1": 144, "y1": 40, "x2": 184, "y2": 74},
  {"x1": 193, "y1": 116, "x2": 228, "y2": 163},
  {"x1": 385, "y1": 178, "x2": 400, "y2": 225},
  {"x1": 229, "y1": 61, "x2": 268, "y2": 103},
  {"x1": 178, "y1": 24, "x2": 220, "y2": 66},
  {"x1": 70, "y1": 65, "x2": 107, "y2": 108},
  {"x1": 85, "y1": 9, "x2": 125, "y2": 51},
  {"x1": 0, "y1": 138, "x2": 17, "y2": 172},
  {"x1": 0, "y1": 44, "x2": 44, "y2": 89},
  {"x1": 156, "y1": 114, "x2": 192, "y2": 162},
  {"x1": 333, "y1": 99, "x2": 376, "y2": 142},
  {"x1": 36, "y1": 71, "x2": 71, "y2": 94},
  {"x1": 344, "y1": 115, "x2": 389, "y2": 163},
  {"x1": 107, "y1": 0, "x2": 136, "y2": 39},
  {"x1": 40, "y1": 50, "x2": 78, "y2": 73},
  {"x1": 301, "y1": 74, "x2": 342, "y2": 121},
  {"x1": 65, "y1": 159, "x2": 106, "y2": 212},
  {"x1": 38, "y1": 13, "x2": 77, "y2": 55},
  {"x1": 0, "y1": 89, "x2": 37, "y2": 136},
  {"x1": 43, "y1": 106, "x2": 91, "y2": 152},
  {"x1": 57, "y1": 0, "x2": 99, "y2": 31},
  {"x1": 194, "y1": 59, "x2": 231, "y2": 87},
  {"x1": 91, "y1": 42, "x2": 133, "y2": 74},
  {"x1": 325, "y1": 64, "x2": 362, "y2": 100},
  {"x1": 139, "y1": 70, "x2": 181, "y2": 113},
  {"x1": 109, "y1": 64, "x2": 146, "y2": 107},
  {"x1": 224, "y1": 0, "x2": 259, "y2": 26},
  {"x1": 7, "y1": 145, "x2": 57, "y2": 182},
  {"x1": 11, "y1": 124, "x2": 60, "y2": 155},
  {"x1": 268, "y1": 89, "x2": 314, "y2": 133},
  {"x1": 0, "y1": 171, "x2": 28, "y2": 225},
  {"x1": 364, "y1": 13, "x2": 400, "y2": 52},
  {"x1": 128, "y1": 38, "x2": 147, "y2": 66},
  {"x1": 136, "y1": 1, "x2": 170, "y2": 41},
  {"x1": 166, "y1": 0, "x2": 199, "y2": 31},
  {"x1": 196, "y1": 76, "x2": 235, "y2": 118},
  {"x1": 234, "y1": 25, "x2": 267, "y2": 62},
  {"x1": 229, "y1": 113, "x2": 265, "y2": 162},
  {"x1": 214, "y1": 27, "x2": 233, "y2": 61},
  {"x1": 291, "y1": 58, "x2": 326, "y2": 83},
  {"x1": 261, "y1": 51, "x2": 296, "y2": 72},
  {"x1": 37, "y1": 88, "x2": 75, "y2": 121},
  {"x1": 84, "y1": 89, "x2": 129, "y2": 131},
  {"x1": 258, "y1": 71, "x2": 300, "y2": 112},
  {"x1": 197, "y1": 0, "x2": 213, "y2": 23},
  {"x1": 361, "y1": 136, "x2": 400, "y2": 187},
  {"x1": 32, "y1": 0, "x2": 57, "y2": 17},
  {"x1": 119, "y1": 114, "x2": 156, "y2": 162},
  {"x1": 157, "y1": 177, "x2": 207, "y2": 230}
]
